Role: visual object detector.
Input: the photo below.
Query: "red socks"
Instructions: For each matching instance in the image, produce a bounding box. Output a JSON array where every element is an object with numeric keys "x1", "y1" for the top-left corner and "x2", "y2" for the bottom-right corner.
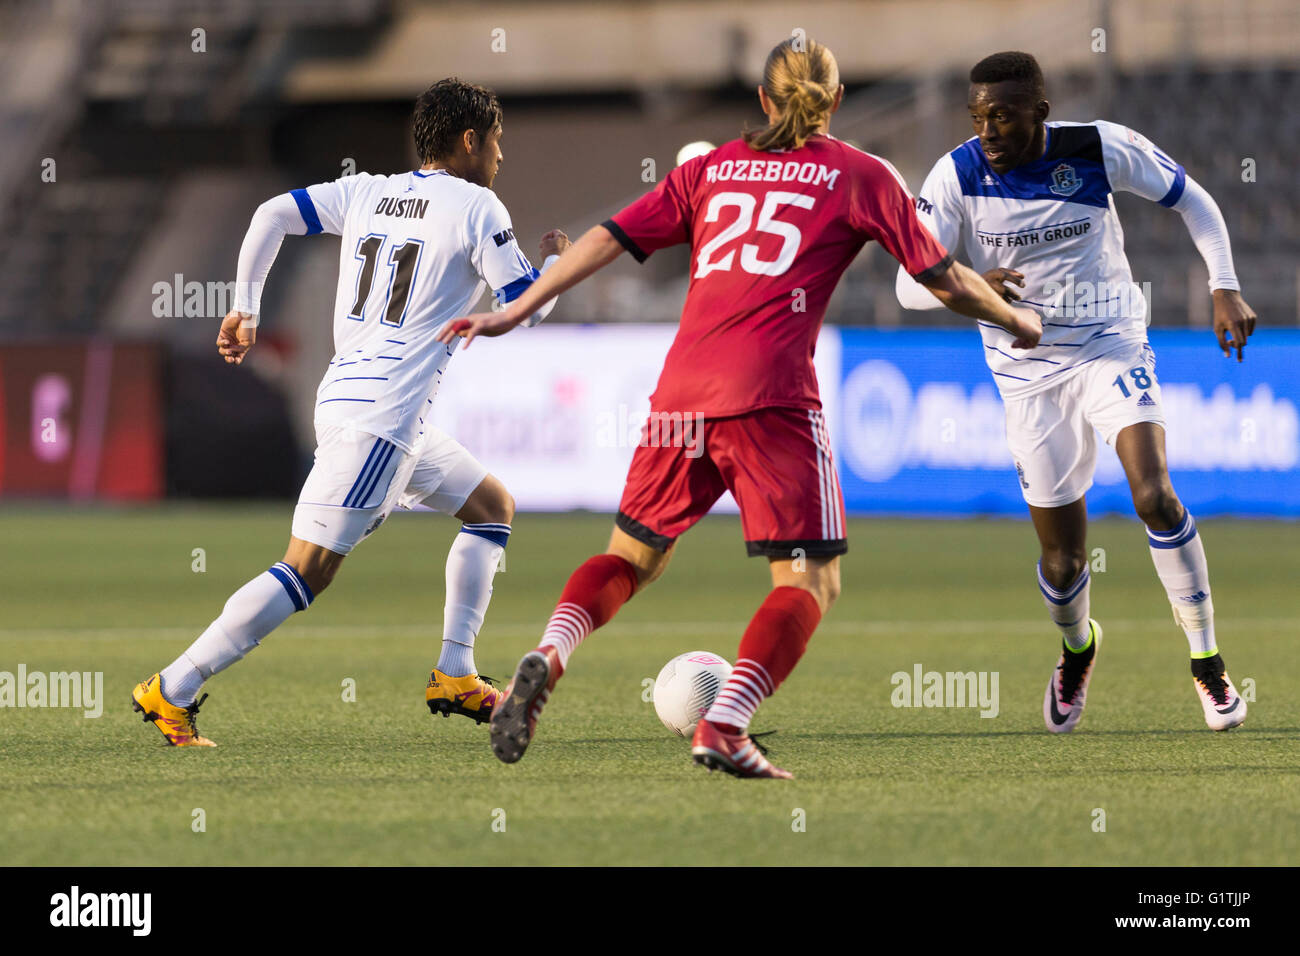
[
  {"x1": 740, "y1": 586, "x2": 823, "y2": 686},
  {"x1": 705, "y1": 586, "x2": 823, "y2": 733},
  {"x1": 537, "y1": 558, "x2": 823, "y2": 734},
  {"x1": 538, "y1": 554, "x2": 641, "y2": 668}
]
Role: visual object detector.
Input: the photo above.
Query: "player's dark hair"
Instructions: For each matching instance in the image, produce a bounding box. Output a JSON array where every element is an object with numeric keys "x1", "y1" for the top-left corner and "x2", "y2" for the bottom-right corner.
[
  {"x1": 969, "y1": 51, "x2": 1045, "y2": 100},
  {"x1": 745, "y1": 38, "x2": 839, "y2": 152},
  {"x1": 412, "y1": 78, "x2": 503, "y2": 163}
]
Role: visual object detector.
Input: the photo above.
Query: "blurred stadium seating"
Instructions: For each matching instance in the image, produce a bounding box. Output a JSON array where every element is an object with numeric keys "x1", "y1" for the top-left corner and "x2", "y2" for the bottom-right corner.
[{"x1": 0, "y1": 0, "x2": 1295, "y2": 498}]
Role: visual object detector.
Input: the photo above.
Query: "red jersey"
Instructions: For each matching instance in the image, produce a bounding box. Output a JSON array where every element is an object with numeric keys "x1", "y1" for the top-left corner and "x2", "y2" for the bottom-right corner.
[{"x1": 605, "y1": 134, "x2": 952, "y2": 416}]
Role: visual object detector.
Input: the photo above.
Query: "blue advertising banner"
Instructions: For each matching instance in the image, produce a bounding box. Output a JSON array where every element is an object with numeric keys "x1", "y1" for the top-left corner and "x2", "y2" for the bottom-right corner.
[{"x1": 833, "y1": 329, "x2": 1300, "y2": 517}]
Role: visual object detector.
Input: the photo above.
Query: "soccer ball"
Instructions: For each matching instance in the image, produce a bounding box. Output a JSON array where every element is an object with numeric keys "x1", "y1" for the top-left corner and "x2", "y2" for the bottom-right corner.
[{"x1": 652, "y1": 651, "x2": 732, "y2": 737}]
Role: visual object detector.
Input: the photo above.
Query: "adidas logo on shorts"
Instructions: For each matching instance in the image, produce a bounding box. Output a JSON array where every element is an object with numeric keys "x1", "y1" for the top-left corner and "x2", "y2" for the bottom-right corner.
[{"x1": 1136, "y1": 392, "x2": 1156, "y2": 407}]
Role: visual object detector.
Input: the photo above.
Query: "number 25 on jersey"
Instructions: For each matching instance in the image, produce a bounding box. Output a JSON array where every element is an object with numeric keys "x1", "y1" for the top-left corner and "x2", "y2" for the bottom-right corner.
[{"x1": 694, "y1": 191, "x2": 815, "y2": 279}]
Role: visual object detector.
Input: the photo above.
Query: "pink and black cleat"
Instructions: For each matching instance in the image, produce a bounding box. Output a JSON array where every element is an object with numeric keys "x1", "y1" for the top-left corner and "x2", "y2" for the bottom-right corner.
[{"x1": 1043, "y1": 620, "x2": 1102, "y2": 733}]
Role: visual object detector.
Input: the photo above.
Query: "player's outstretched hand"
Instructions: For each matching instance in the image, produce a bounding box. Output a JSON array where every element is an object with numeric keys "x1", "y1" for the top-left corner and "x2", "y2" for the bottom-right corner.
[
  {"x1": 1008, "y1": 306, "x2": 1042, "y2": 350},
  {"x1": 435, "y1": 312, "x2": 519, "y2": 349},
  {"x1": 983, "y1": 267, "x2": 1025, "y2": 302},
  {"x1": 1212, "y1": 289, "x2": 1256, "y2": 362},
  {"x1": 540, "y1": 229, "x2": 571, "y2": 258},
  {"x1": 217, "y1": 309, "x2": 257, "y2": 365}
]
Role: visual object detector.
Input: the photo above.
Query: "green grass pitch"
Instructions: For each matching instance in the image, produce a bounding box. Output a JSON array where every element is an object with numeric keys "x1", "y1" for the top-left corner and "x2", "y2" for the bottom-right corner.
[{"x1": 1, "y1": 506, "x2": 1296, "y2": 865}]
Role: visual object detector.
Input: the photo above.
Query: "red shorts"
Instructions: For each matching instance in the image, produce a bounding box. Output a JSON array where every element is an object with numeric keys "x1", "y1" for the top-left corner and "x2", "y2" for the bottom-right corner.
[{"x1": 616, "y1": 406, "x2": 847, "y2": 558}]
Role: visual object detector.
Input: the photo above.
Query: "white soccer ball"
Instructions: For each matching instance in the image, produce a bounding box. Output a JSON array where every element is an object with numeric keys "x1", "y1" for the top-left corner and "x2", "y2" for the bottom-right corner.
[
  {"x1": 675, "y1": 140, "x2": 715, "y2": 166},
  {"x1": 653, "y1": 651, "x2": 732, "y2": 737}
]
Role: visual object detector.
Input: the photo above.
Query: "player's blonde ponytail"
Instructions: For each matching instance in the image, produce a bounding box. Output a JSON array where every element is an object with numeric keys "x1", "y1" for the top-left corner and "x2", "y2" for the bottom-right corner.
[{"x1": 745, "y1": 38, "x2": 840, "y2": 152}]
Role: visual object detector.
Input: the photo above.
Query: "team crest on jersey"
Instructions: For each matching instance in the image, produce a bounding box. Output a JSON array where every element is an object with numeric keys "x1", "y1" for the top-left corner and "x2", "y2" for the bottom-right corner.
[
  {"x1": 1126, "y1": 128, "x2": 1152, "y2": 150},
  {"x1": 1049, "y1": 163, "x2": 1082, "y2": 197}
]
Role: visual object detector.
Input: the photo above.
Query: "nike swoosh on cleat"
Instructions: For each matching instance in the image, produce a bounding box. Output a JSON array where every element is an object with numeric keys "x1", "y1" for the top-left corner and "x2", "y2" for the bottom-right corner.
[
  {"x1": 1215, "y1": 697, "x2": 1241, "y2": 715},
  {"x1": 1047, "y1": 683, "x2": 1072, "y2": 725}
]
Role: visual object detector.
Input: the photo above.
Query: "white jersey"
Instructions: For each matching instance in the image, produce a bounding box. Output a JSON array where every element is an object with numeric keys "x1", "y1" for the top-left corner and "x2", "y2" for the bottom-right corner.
[
  {"x1": 291, "y1": 169, "x2": 548, "y2": 451},
  {"x1": 897, "y1": 120, "x2": 1188, "y2": 398}
]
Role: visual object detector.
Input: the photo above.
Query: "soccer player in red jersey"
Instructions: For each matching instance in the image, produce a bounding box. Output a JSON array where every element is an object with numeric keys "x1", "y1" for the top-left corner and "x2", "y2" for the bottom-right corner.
[{"x1": 438, "y1": 38, "x2": 1043, "y2": 777}]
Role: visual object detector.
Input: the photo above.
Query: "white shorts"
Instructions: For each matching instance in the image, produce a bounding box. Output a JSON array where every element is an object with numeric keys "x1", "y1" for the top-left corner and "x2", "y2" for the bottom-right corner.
[
  {"x1": 291, "y1": 424, "x2": 489, "y2": 555},
  {"x1": 1003, "y1": 342, "x2": 1166, "y2": 508}
]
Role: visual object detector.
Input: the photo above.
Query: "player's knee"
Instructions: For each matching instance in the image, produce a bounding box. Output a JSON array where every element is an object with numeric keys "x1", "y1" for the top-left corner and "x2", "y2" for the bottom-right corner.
[
  {"x1": 460, "y1": 475, "x2": 514, "y2": 525},
  {"x1": 783, "y1": 560, "x2": 839, "y2": 613},
  {"x1": 296, "y1": 553, "x2": 342, "y2": 596},
  {"x1": 1132, "y1": 482, "x2": 1181, "y2": 529},
  {"x1": 607, "y1": 526, "x2": 672, "y2": 591},
  {"x1": 631, "y1": 551, "x2": 670, "y2": 589},
  {"x1": 777, "y1": 577, "x2": 836, "y2": 614},
  {"x1": 1040, "y1": 549, "x2": 1086, "y2": 590},
  {"x1": 622, "y1": 549, "x2": 670, "y2": 591},
  {"x1": 819, "y1": 575, "x2": 841, "y2": 612},
  {"x1": 816, "y1": 563, "x2": 841, "y2": 610},
  {"x1": 282, "y1": 538, "x2": 343, "y2": 599},
  {"x1": 493, "y1": 489, "x2": 516, "y2": 525},
  {"x1": 298, "y1": 563, "x2": 338, "y2": 597},
  {"x1": 473, "y1": 476, "x2": 512, "y2": 522},
  {"x1": 479, "y1": 478, "x2": 514, "y2": 524}
]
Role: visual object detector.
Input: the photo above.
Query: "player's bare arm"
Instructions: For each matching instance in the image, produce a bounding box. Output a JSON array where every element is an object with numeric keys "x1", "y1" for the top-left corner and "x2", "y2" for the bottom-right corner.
[
  {"x1": 1212, "y1": 287, "x2": 1256, "y2": 362},
  {"x1": 436, "y1": 223, "x2": 622, "y2": 347},
  {"x1": 924, "y1": 260, "x2": 1042, "y2": 348}
]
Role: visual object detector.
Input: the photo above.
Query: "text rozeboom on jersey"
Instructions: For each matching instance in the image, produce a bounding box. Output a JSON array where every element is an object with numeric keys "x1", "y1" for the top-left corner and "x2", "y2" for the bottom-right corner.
[
  {"x1": 373, "y1": 197, "x2": 430, "y2": 219},
  {"x1": 705, "y1": 159, "x2": 842, "y2": 190}
]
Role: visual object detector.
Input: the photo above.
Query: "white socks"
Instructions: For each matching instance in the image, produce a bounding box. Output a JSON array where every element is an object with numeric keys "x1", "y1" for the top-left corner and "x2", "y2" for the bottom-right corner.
[
  {"x1": 1037, "y1": 563, "x2": 1092, "y2": 650},
  {"x1": 1147, "y1": 511, "x2": 1217, "y2": 657},
  {"x1": 1034, "y1": 510, "x2": 1218, "y2": 659},
  {"x1": 159, "y1": 562, "x2": 314, "y2": 707},
  {"x1": 158, "y1": 520, "x2": 512, "y2": 707},
  {"x1": 436, "y1": 523, "x2": 510, "y2": 677}
]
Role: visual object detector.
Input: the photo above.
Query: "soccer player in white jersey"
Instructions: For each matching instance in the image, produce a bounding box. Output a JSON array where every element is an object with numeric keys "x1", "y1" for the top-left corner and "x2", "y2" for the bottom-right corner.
[
  {"x1": 896, "y1": 52, "x2": 1257, "y2": 733},
  {"x1": 132, "y1": 79, "x2": 570, "y2": 746}
]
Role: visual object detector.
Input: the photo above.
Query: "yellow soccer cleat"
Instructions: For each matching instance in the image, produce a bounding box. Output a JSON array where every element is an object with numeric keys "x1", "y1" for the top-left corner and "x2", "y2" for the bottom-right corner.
[
  {"x1": 131, "y1": 673, "x2": 217, "y2": 747},
  {"x1": 425, "y1": 668, "x2": 503, "y2": 725}
]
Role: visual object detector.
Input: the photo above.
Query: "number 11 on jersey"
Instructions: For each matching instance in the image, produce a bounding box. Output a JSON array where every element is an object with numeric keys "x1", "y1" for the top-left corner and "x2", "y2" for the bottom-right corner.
[{"x1": 348, "y1": 234, "x2": 424, "y2": 328}]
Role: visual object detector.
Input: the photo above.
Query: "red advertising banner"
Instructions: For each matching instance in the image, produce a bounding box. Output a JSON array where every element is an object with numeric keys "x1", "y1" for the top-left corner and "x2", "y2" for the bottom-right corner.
[{"x1": 0, "y1": 342, "x2": 163, "y2": 500}]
